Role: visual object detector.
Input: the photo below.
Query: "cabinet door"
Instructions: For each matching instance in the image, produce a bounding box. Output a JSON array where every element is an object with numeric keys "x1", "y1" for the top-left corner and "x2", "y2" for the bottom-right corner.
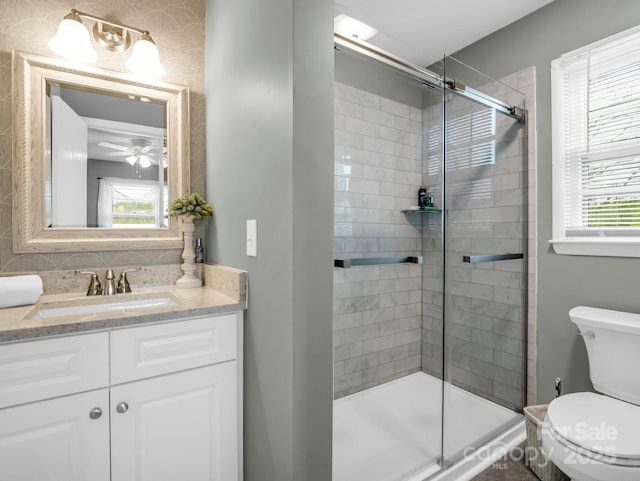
[
  {"x1": 0, "y1": 389, "x2": 110, "y2": 481},
  {"x1": 111, "y1": 362, "x2": 238, "y2": 481}
]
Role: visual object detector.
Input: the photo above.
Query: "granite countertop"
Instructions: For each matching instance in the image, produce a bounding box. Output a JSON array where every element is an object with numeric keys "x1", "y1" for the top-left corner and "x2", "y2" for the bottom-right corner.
[{"x1": 0, "y1": 264, "x2": 247, "y2": 343}]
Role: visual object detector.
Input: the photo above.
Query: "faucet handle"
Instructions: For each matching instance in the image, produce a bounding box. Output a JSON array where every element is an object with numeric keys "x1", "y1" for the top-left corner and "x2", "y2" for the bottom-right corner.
[
  {"x1": 116, "y1": 267, "x2": 142, "y2": 294},
  {"x1": 74, "y1": 270, "x2": 103, "y2": 296}
]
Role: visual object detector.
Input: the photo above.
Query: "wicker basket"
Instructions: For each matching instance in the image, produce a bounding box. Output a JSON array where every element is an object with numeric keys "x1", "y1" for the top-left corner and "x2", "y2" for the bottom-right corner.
[{"x1": 524, "y1": 404, "x2": 570, "y2": 481}]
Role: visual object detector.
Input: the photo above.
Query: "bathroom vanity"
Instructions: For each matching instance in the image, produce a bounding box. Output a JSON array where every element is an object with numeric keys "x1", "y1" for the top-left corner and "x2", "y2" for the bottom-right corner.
[
  {"x1": 3, "y1": 46, "x2": 246, "y2": 479},
  {"x1": 0, "y1": 266, "x2": 246, "y2": 481}
]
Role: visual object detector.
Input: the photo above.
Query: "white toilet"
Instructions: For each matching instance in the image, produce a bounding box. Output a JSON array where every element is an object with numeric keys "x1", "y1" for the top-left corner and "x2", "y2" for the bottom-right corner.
[{"x1": 541, "y1": 306, "x2": 640, "y2": 481}]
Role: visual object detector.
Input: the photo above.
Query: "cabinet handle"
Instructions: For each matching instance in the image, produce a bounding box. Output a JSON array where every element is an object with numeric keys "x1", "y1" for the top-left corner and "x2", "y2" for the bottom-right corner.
[
  {"x1": 116, "y1": 401, "x2": 129, "y2": 414},
  {"x1": 89, "y1": 407, "x2": 103, "y2": 420}
]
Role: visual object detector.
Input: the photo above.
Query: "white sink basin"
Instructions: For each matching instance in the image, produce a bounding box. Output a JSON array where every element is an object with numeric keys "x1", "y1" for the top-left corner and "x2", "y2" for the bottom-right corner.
[{"x1": 30, "y1": 296, "x2": 177, "y2": 320}]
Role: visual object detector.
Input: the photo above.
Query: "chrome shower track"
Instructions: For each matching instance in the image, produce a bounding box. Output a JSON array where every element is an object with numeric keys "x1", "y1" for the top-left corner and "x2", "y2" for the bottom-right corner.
[{"x1": 334, "y1": 33, "x2": 525, "y2": 123}]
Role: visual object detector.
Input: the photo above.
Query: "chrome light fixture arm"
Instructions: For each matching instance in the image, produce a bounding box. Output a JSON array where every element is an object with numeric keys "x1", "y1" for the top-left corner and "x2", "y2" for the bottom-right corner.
[{"x1": 70, "y1": 9, "x2": 148, "y2": 37}]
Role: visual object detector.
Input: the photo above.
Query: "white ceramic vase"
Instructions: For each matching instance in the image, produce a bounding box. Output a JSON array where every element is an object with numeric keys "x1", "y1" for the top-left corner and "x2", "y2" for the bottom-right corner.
[{"x1": 176, "y1": 216, "x2": 202, "y2": 288}]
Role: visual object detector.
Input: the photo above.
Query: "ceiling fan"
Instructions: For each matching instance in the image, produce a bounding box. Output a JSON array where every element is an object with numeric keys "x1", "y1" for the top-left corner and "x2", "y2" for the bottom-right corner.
[{"x1": 98, "y1": 138, "x2": 158, "y2": 176}]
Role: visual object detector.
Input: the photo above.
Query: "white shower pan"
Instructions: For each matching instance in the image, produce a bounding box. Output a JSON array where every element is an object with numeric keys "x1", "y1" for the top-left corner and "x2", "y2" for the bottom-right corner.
[{"x1": 333, "y1": 372, "x2": 525, "y2": 481}]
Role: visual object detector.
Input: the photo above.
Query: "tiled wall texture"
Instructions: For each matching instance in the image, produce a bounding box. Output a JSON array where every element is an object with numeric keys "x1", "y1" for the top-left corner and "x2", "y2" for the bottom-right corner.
[
  {"x1": 500, "y1": 68, "x2": 538, "y2": 408},
  {"x1": 333, "y1": 70, "x2": 535, "y2": 410},
  {"x1": 420, "y1": 76, "x2": 529, "y2": 411},
  {"x1": 333, "y1": 81, "x2": 424, "y2": 398},
  {"x1": 0, "y1": 0, "x2": 206, "y2": 273}
]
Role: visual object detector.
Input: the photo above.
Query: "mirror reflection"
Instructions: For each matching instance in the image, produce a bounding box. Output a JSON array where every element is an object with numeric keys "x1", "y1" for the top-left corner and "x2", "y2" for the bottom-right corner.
[
  {"x1": 46, "y1": 83, "x2": 168, "y2": 229},
  {"x1": 13, "y1": 50, "x2": 189, "y2": 253}
]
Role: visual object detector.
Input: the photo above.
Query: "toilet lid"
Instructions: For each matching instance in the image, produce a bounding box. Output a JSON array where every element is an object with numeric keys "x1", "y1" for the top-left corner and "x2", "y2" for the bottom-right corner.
[{"x1": 546, "y1": 392, "x2": 640, "y2": 461}]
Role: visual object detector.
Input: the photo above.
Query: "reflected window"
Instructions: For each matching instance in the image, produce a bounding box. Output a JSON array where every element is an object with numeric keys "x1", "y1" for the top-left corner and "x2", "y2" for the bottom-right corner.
[{"x1": 98, "y1": 178, "x2": 167, "y2": 228}]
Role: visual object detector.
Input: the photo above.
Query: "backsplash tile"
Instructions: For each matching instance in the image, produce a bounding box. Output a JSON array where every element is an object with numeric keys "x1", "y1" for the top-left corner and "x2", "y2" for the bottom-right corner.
[{"x1": 0, "y1": 263, "x2": 186, "y2": 294}]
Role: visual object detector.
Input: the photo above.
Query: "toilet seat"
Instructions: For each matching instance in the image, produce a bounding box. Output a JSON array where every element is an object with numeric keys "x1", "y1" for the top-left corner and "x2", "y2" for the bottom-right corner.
[{"x1": 545, "y1": 392, "x2": 640, "y2": 467}]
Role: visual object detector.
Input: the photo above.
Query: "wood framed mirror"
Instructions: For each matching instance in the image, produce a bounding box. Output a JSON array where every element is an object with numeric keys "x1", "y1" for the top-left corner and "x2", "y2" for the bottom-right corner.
[{"x1": 12, "y1": 50, "x2": 190, "y2": 253}]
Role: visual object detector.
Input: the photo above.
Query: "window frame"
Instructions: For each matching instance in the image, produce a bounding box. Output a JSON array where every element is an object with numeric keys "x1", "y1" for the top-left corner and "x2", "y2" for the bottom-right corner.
[{"x1": 550, "y1": 25, "x2": 640, "y2": 257}]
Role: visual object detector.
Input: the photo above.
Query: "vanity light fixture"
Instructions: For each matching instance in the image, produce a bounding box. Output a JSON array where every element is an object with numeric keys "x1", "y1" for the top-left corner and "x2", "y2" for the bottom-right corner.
[{"x1": 49, "y1": 9, "x2": 166, "y2": 78}]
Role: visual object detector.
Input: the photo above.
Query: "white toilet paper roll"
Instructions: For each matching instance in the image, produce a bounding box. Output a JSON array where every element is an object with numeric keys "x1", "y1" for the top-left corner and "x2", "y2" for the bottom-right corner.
[{"x1": 0, "y1": 275, "x2": 44, "y2": 309}]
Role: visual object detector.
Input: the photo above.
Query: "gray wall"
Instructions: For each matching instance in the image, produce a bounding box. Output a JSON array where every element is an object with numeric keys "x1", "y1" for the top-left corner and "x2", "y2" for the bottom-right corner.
[
  {"x1": 205, "y1": 0, "x2": 334, "y2": 480},
  {"x1": 451, "y1": 0, "x2": 640, "y2": 403}
]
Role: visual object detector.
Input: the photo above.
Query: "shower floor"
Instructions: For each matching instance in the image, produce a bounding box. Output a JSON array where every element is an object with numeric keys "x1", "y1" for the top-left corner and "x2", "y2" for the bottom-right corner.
[{"x1": 333, "y1": 372, "x2": 524, "y2": 481}]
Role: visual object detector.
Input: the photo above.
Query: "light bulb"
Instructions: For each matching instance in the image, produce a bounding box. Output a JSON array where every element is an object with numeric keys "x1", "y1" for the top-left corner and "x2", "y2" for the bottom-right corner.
[
  {"x1": 125, "y1": 33, "x2": 166, "y2": 78},
  {"x1": 139, "y1": 156, "x2": 151, "y2": 168},
  {"x1": 49, "y1": 13, "x2": 97, "y2": 63},
  {"x1": 126, "y1": 155, "x2": 138, "y2": 166}
]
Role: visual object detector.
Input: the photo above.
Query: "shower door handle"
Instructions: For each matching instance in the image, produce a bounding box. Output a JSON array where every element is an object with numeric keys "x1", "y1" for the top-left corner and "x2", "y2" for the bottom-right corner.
[
  {"x1": 462, "y1": 253, "x2": 524, "y2": 263},
  {"x1": 334, "y1": 256, "x2": 423, "y2": 268}
]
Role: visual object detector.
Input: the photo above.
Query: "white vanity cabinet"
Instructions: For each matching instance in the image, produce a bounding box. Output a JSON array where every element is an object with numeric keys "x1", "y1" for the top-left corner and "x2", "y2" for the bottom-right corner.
[
  {"x1": 0, "y1": 312, "x2": 242, "y2": 481},
  {"x1": 109, "y1": 314, "x2": 239, "y2": 481}
]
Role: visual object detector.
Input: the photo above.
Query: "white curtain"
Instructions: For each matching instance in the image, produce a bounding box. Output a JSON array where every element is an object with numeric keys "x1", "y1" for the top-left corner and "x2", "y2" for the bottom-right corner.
[
  {"x1": 97, "y1": 177, "x2": 161, "y2": 228},
  {"x1": 97, "y1": 178, "x2": 113, "y2": 228}
]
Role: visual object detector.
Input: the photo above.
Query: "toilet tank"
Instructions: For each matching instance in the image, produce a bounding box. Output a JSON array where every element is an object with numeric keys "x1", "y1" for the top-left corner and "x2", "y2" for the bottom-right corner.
[{"x1": 569, "y1": 306, "x2": 640, "y2": 406}]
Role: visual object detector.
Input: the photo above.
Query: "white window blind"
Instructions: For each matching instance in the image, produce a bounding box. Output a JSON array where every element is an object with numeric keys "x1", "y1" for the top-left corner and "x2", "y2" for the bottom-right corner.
[
  {"x1": 553, "y1": 26, "x2": 640, "y2": 240},
  {"x1": 426, "y1": 107, "x2": 495, "y2": 175}
]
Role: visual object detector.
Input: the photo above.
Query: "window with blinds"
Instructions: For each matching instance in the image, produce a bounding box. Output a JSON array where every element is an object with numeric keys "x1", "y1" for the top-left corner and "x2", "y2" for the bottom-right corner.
[{"x1": 552, "y1": 26, "x2": 640, "y2": 242}]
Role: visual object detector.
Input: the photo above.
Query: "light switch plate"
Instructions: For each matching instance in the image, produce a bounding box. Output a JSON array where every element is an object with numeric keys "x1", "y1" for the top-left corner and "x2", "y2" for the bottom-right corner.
[{"x1": 247, "y1": 219, "x2": 257, "y2": 257}]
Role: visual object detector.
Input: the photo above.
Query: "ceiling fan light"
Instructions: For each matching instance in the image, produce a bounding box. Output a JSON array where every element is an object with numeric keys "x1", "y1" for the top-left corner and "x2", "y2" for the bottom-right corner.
[
  {"x1": 126, "y1": 155, "x2": 138, "y2": 165},
  {"x1": 139, "y1": 156, "x2": 151, "y2": 168},
  {"x1": 125, "y1": 33, "x2": 166, "y2": 78},
  {"x1": 49, "y1": 12, "x2": 97, "y2": 63}
]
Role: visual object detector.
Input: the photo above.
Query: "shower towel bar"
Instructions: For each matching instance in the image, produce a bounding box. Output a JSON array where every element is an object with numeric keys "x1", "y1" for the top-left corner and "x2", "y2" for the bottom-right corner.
[
  {"x1": 334, "y1": 256, "x2": 424, "y2": 268},
  {"x1": 463, "y1": 253, "x2": 524, "y2": 263}
]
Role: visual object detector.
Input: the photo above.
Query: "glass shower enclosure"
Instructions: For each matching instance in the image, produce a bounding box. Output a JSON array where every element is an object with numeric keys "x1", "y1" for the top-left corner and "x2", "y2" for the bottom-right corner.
[{"x1": 333, "y1": 35, "x2": 527, "y2": 481}]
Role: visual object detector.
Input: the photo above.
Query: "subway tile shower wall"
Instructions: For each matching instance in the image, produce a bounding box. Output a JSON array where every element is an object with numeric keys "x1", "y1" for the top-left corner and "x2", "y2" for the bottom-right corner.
[
  {"x1": 333, "y1": 80, "x2": 527, "y2": 409},
  {"x1": 334, "y1": 82, "x2": 424, "y2": 398}
]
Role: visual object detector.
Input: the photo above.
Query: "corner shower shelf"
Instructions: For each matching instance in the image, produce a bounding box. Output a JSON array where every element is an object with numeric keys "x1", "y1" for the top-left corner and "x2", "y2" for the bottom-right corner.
[{"x1": 401, "y1": 207, "x2": 441, "y2": 214}]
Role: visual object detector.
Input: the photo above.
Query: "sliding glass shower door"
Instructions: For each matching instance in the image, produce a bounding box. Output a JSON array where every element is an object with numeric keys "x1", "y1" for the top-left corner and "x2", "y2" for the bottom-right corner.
[
  {"x1": 332, "y1": 47, "x2": 447, "y2": 481},
  {"x1": 440, "y1": 56, "x2": 527, "y2": 465},
  {"x1": 332, "y1": 40, "x2": 529, "y2": 481}
]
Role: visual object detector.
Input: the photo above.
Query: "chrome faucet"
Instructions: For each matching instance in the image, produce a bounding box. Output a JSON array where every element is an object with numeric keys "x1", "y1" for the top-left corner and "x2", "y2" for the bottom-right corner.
[
  {"x1": 76, "y1": 267, "x2": 142, "y2": 296},
  {"x1": 103, "y1": 269, "x2": 117, "y2": 296},
  {"x1": 75, "y1": 270, "x2": 103, "y2": 296}
]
